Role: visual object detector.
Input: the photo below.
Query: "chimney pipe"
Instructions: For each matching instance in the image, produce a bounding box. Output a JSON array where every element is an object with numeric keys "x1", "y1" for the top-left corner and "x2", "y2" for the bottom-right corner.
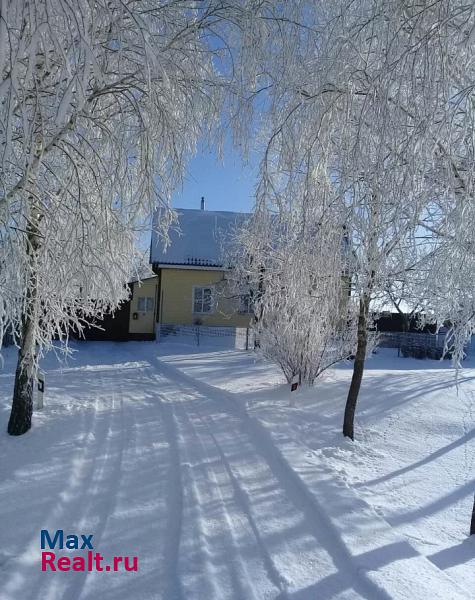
[{"x1": 201, "y1": 196, "x2": 205, "y2": 210}]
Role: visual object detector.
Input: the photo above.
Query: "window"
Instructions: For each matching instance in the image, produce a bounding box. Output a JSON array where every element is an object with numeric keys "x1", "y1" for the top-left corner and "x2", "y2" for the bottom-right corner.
[
  {"x1": 193, "y1": 286, "x2": 214, "y2": 314},
  {"x1": 137, "y1": 296, "x2": 154, "y2": 312}
]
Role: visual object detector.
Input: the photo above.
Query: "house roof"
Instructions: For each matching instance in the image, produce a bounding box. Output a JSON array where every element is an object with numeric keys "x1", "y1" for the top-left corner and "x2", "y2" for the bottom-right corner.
[{"x1": 150, "y1": 208, "x2": 249, "y2": 267}]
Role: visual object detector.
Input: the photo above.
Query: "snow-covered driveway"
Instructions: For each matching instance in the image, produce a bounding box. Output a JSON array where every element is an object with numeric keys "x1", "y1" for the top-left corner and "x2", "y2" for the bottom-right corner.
[
  {"x1": 154, "y1": 357, "x2": 396, "y2": 600},
  {"x1": 0, "y1": 343, "x2": 472, "y2": 600},
  {"x1": 0, "y1": 344, "x2": 376, "y2": 600}
]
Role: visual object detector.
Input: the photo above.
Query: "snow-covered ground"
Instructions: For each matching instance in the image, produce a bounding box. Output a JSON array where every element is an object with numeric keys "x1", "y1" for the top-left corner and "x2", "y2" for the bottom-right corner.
[{"x1": 0, "y1": 340, "x2": 473, "y2": 599}]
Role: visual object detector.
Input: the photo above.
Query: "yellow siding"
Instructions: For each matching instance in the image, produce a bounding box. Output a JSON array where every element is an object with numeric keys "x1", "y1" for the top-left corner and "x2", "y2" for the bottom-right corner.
[
  {"x1": 159, "y1": 268, "x2": 251, "y2": 327},
  {"x1": 128, "y1": 278, "x2": 158, "y2": 334}
]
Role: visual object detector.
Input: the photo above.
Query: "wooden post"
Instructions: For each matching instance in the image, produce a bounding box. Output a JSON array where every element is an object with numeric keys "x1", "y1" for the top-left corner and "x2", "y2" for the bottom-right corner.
[
  {"x1": 470, "y1": 494, "x2": 475, "y2": 536},
  {"x1": 36, "y1": 371, "x2": 45, "y2": 410}
]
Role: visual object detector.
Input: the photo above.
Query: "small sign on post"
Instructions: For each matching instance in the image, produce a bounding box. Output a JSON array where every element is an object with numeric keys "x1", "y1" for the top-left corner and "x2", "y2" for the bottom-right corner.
[
  {"x1": 289, "y1": 373, "x2": 300, "y2": 407},
  {"x1": 36, "y1": 371, "x2": 45, "y2": 410}
]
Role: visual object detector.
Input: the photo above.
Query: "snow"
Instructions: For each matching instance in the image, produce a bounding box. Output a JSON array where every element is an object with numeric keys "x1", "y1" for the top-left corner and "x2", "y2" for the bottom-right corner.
[
  {"x1": 150, "y1": 208, "x2": 249, "y2": 266},
  {"x1": 0, "y1": 341, "x2": 473, "y2": 599}
]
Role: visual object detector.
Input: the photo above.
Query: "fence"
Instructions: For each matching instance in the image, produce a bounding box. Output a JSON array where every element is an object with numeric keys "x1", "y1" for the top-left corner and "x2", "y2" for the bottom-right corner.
[
  {"x1": 378, "y1": 331, "x2": 468, "y2": 359},
  {"x1": 156, "y1": 325, "x2": 473, "y2": 358},
  {"x1": 157, "y1": 324, "x2": 255, "y2": 350}
]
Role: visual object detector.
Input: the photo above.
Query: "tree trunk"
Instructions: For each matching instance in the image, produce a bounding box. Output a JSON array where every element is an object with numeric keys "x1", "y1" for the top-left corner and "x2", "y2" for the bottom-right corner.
[
  {"x1": 470, "y1": 494, "x2": 475, "y2": 536},
  {"x1": 7, "y1": 52, "x2": 44, "y2": 436},
  {"x1": 7, "y1": 209, "x2": 40, "y2": 436},
  {"x1": 7, "y1": 316, "x2": 36, "y2": 435},
  {"x1": 343, "y1": 293, "x2": 370, "y2": 440}
]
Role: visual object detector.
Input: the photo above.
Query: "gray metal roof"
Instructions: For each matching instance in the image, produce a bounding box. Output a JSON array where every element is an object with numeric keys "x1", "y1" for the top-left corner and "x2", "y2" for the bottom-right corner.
[{"x1": 150, "y1": 208, "x2": 249, "y2": 267}]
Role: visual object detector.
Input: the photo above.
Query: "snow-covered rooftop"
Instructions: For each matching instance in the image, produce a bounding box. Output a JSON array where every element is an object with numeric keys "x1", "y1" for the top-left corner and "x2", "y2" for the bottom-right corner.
[{"x1": 150, "y1": 208, "x2": 249, "y2": 267}]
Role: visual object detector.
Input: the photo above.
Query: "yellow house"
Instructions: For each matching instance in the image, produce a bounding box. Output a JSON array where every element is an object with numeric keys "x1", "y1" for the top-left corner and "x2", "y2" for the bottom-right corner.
[
  {"x1": 127, "y1": 275, "x2": 159, "y2": 339},
  {"x1": 150, "y1": 207, "x2": 252, "y2": 332},
  {"x1": 82, "y1": 207, "x2": 252, "y2": 342},
  {"x1": 84, "y1": 205, "x2": 351, "y2": 343},
  {"x1": 81, "y1": 275, "x2": 159, "y2": 341}
]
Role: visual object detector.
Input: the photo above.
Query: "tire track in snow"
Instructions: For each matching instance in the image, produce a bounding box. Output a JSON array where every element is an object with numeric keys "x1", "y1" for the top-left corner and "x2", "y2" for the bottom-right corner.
[
  {"x1": 67, "y1": 378, "x2": 135, "y2": 600},
  {"x1": 150, "y1": 355, "x2": 390, "y2": 600},
  {"x1": 2, "y1": 403, "x2": 110, "y2": 600},
  {"x1": 191, "y1": 409, "x2": 289, "y2": 598},
  {"x1": 220, "y1": 410, "x2": 391, "y2": 600},
  {"x1": 96, "y1": 345, "x2": 184, "y2": 600},
  {"x1": 158, "y1": 399, "x2": 185, "y2": 600},
  {"x1": 165, "y1": 399, "x2": 226, "y2": 600},
  {"x1": 77, "y1": 360, "x2": 172, "y2": 600},
  {"x1": 200, "y1": 407, "x2": 382, "y2": 600},
  {"x1": 38, "y1": 374, "x2": 131, "y2": 600},
  {"x1": 177, "y1": 401, "x2": 280, "y2": 599}
]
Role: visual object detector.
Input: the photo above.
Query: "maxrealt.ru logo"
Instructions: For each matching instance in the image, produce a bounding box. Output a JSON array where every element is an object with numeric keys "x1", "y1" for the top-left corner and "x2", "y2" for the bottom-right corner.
[{"x1": 41, "y1": 530, "x2": 138, "y2": 572}]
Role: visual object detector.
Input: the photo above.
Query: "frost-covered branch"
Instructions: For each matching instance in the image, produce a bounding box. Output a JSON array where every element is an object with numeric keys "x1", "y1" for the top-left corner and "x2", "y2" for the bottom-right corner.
[{"x1": 0, "y1": 0, "x2": 304, "y2": 434}]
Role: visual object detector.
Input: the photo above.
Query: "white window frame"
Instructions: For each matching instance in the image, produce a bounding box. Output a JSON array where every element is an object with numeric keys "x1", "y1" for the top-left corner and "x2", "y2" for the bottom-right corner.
[
  {"x1": 137, "y1": 296, "x2": 154, "y2": 312},
  {"x1": 192, "y1": 285, "x2": 215, "y2": 314}
]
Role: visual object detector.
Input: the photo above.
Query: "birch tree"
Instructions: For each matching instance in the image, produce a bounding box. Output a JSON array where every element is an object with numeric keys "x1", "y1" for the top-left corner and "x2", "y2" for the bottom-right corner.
[
  {"x1": 246, "y1": 0, "x2": 475, "y2": 532},
  {"x1": 332, "y1": 1, "x2": 475, "y2": 439},
  {"x1": 249, "y1": 0, "x2": 475, "y2": 440},
  {"x1": 0, "y1": 0, "x2": 285, "y2": 435}
]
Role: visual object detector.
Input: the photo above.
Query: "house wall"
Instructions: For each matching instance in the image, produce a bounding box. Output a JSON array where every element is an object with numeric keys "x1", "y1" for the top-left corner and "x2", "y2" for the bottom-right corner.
[
  {"x1": 128, "y1": 277, "x2": 158, "y2": 336},
  {"x1": 81, "y1": 299, "x2": 131, "y2": 341},
  {"x1": 158, "y1": 268, "x2": 251, "y2": 327}
]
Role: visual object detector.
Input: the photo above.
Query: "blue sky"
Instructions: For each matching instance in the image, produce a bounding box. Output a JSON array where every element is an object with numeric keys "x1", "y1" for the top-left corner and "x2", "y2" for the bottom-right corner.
[
  {"x1": 172, "y1": 146, "x2": 257, "y2": 214},
  {"x1": 141, "y1": 145, "x2": 257, "y2": 255}
]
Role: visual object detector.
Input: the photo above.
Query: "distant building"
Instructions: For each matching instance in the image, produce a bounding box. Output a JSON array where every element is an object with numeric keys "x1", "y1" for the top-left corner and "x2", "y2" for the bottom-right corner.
[
  {"x1": 82, "y1": 204, "x2": 253, "y2": 341},
  {"x1": 374, "y1": 311, "x2": 436, "y2": 333},
  {"x1": 150, "y1": 206, "x2": 252, "y2": 330}
]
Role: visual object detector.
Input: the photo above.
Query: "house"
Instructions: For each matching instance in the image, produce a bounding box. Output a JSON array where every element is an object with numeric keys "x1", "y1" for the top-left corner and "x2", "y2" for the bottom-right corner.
[
  {"x1": 82, "y1": 204, "x2": 252, "y2": 341},
  {"x1": 81, "y1": 275, "x2": 158, "y2": 341},
  {"x1": 150, "y1": 205, "x2": 252, "y2": 331},
  {"x1": 374, "y1": 311, "x2": 436, "y2": 333}
]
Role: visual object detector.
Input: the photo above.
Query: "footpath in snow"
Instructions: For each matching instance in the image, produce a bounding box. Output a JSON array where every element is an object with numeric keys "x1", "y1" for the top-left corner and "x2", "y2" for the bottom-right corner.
[{"x1": 0, "y1": 341, "x2": 473, "y2": 599}]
